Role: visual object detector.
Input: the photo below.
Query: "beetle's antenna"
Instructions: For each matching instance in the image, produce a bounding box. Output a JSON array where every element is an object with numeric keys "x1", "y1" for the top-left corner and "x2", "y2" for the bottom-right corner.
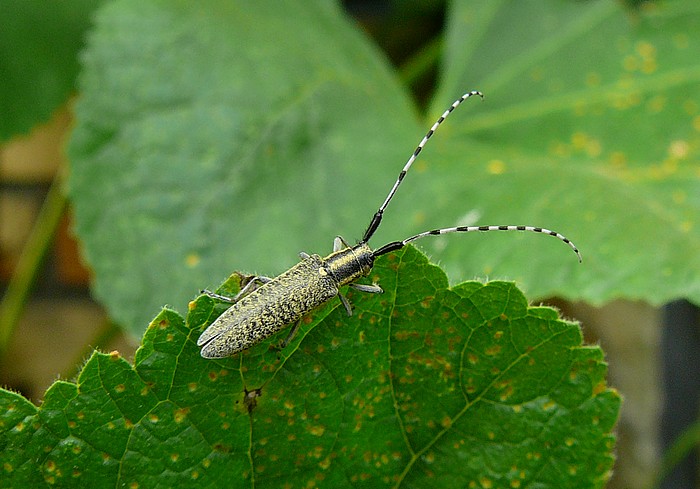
[
  {"x1": 373, "y1": 225, "x2": 582, "y2": 262},
  {"x1": 361, "y1": 90, "x2": 483, "y2": 243}
]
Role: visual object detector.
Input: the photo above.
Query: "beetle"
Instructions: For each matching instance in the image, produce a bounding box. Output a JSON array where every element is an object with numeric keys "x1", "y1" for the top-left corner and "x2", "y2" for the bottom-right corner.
[{"x1": 197, "y1": 91, "x2": 581, "y2": 358}]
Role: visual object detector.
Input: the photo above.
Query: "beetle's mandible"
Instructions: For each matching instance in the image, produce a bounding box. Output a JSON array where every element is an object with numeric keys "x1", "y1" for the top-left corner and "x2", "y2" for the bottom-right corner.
[{"x1": 197, "y1": 91, "x2": 581, "y2": 358}]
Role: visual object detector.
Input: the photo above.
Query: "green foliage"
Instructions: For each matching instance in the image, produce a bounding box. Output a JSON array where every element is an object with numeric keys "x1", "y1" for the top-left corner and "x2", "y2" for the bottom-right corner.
[
  {"x1": 0, "y1": 0, "x2": 101, "y2": 140},
  {"x1": 60, "y1": 0, "x2": 700, "y2": 336},
  {"x1": 0, "y1": 247, "x2": 620, "y2": 488}
]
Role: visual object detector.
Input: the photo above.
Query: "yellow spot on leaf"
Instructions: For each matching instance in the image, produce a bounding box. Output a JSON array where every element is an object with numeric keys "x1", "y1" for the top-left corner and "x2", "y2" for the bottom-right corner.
[
  {"x1": 308, "y1": 425, "x2": 326, "y2": 436},
  {"x1": 669, "y1": 140, "x2": 689, "y2": 159},
  {"x1": 185, "y1": 253, "x2": 200, "y2": 268},
  {"x1": 480, "y1": 477, "x2": 493, "y2": 488},
  {"x1": 609, "y1": 151, "x2": 627, "y2": 167},
  {"x1": 173, "y1": 408, "x2": 190, "y2": 423},
  {"x1": 593, "y1": 381, "x2": 607, "y2": 395},
  {"x1": 487, "y1": 159, "x2": 506, "y2": 175}
]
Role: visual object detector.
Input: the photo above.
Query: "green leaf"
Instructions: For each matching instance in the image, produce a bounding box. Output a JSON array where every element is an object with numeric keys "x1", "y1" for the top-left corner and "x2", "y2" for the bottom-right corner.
[
  {"x1": 0, "y1": 246, "x2": 620, "y2": 488},
  {"x1": 0, "y1": 0, "x2": 101, "y2": 141},
  {"x1": 431, "y1": 0, "x2": 700, "y2": 304}
]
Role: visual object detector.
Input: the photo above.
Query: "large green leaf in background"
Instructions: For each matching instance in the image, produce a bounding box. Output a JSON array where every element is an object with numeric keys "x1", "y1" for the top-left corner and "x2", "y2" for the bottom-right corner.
[
  {"x1": 0, "y1": 247, "x2": 620, "y2": 488},
  {"x1": 67, "y1": 0, "x2": 700, "y2": 336},
  {"x1": 430, "y1": 0, "x2": 700, "y2": 307}
]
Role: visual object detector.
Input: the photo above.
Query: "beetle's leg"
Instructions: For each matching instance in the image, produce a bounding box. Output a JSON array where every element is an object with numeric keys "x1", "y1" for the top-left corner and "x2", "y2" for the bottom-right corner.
[
  {"x1": 277, "y1": 319, "x2": 302, "y2": 349},
  {"x1": 350, "y1": 283, "x2": 383, "y2": 294},
  {"x1": 338, "y1": 292, "x2": 353, "y2": 316},
  {"x1": 200, "y1": 290, "x2": 238, "y2": 302},
  {"x1": 201, "y1": 275, "x2": 272, "y2": 303},
  {"x1": 333, "y1": 236, "x2": 352, "y2": 252},
  {"x1": 336, "y1": 283, "x2": 383, "y2": 317}
]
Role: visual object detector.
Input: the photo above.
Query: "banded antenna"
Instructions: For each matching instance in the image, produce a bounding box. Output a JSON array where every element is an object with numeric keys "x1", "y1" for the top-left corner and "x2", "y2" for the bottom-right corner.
[{"x1": 360, "y1": 90, "x2": 581, "y2": 262}]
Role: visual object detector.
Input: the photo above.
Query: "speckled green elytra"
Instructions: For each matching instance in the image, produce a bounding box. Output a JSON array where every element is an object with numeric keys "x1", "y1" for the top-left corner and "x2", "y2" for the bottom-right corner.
[{"x1": 197, "y1": 91, "x2": 581, "y2": 359}]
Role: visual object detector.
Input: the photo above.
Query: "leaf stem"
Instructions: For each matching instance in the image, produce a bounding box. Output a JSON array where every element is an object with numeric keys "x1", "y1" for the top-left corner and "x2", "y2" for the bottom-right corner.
[
  {"x1": 0, "y1": 172, "x2": 67, "y2": 357},
  {"x1": 397, "y1": 36, "x2": 442, "y2": 89}
]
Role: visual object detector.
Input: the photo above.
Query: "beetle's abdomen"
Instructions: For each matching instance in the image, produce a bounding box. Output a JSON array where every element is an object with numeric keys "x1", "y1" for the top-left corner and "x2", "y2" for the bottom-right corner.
[{"x1": 198, "y1": 255, "x2": 339, "y2": 358}]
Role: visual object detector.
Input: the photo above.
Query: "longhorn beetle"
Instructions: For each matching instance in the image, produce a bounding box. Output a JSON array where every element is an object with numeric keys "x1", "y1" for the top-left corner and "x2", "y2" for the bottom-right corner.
[{"x1": 197, "y1": 91, "x2": 581, "y2": 359}]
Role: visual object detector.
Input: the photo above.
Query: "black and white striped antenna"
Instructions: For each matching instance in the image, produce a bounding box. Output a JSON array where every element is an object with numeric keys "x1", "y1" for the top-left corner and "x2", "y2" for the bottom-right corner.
[{"x1": 360, "y1": 90, "x2": 581, "y2": 262}]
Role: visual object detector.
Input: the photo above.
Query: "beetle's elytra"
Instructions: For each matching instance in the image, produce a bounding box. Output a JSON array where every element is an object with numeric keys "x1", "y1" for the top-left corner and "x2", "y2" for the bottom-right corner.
[{"x1": 197, "y1": 91, "x2": 581, "y2": 358}]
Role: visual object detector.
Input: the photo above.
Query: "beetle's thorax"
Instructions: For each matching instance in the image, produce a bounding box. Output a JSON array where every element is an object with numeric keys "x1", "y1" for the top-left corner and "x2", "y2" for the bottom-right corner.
[{"x1": 322, "y1": 242, "x2": 374, "y2": 286}]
